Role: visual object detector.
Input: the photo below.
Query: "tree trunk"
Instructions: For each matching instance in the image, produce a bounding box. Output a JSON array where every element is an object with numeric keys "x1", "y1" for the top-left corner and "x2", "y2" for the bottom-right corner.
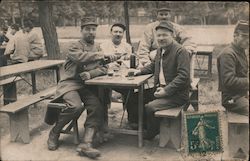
[
  {"x1": 124, "y1": 0, "x2": 131, "y2": 44},
  {"x1": 18, "y1": 2, "x2": 24, "y2": 27},
  {"x1": 74, "y1": 18, "x2": 77, "y2": 27},
  {"x1": 38, "y1": 1, "x2": 60, "y2": 59},
  {"x1": 10, "y1": 4, "x2": 15, "y2": 24},
  {"x1": 203, "y1": 16, "x2": 206, "y2": 25},
  {"x1": 227, "y1": 16, "x2": 231, "y2": 25}
]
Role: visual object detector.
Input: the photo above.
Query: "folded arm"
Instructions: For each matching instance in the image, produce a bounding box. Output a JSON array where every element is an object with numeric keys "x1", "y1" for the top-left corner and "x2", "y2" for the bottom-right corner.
[{"x1": 67, "y1": 43, "x2": 104, "y2": 64}]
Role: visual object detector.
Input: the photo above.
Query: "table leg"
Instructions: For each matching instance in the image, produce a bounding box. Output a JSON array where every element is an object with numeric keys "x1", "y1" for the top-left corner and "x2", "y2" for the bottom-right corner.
[
  {"x1": 208, "y1": 53, "x2": 212, "y2": 77},
  {"x1": 98, "y1": 87, "x2": 108, "y2": 130},
  {"x1": 55, "y1": 66, "x2": 61, "y2": 83},
  {"x1": 138, "y1": 84, "x2": 144, "y2": 148},
  {"x1": 31, "y1": 71, "x2": 37, "y2": 94}
]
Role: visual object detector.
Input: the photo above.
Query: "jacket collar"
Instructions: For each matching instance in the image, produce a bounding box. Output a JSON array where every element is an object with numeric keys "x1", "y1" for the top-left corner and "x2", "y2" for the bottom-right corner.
[{"x1": 231, "y1": 42, "x2": 245, "y2": 55}]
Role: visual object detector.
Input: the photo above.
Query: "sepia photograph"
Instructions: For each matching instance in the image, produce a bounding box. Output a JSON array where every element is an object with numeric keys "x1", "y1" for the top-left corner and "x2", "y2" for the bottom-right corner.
[{"x1": 0, "y1": 1, "x2": 249, "y2": 160}]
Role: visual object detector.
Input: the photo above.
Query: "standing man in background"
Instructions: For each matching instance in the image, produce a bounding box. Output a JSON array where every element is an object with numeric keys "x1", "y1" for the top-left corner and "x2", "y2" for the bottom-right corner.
[{"x1": 137, "y1": 7, "x2": 196, "y2": 66}]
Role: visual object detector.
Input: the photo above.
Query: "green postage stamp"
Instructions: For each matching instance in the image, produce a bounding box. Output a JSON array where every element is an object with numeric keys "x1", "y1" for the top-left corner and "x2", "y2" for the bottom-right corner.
[{"x1": 184, "y1": 111, "x2": 223, "y2": 155}]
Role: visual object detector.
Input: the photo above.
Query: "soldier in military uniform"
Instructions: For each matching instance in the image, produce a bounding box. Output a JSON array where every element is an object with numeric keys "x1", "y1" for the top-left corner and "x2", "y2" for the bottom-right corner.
[
  {"x1": 133, "y1": 21, "x2": 190, "y2": 139},
  {"x1": 217, "y1": 20, "x2": 249, "y2": 116},
  {"x1": 45, "y1": 17, "x2": 119, "y2": 159},
  {"x1": 137, "y1": 7, "x2": 196, "y2": 66}
]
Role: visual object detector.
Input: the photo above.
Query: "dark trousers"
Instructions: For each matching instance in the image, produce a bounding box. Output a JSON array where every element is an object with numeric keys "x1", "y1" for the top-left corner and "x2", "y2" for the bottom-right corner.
[
  {"x1": 145, "y1": 94, "x2": 187, "y2": 137},
  {"x1": 123, "y1": 87, "x2": 187, "y2": 136},
  {"x1": 61, "y1": 86, "x2": 104, "y2": 130},
  {"x1": 114, "y1": 88, "x2": 155, "y2": 124}
]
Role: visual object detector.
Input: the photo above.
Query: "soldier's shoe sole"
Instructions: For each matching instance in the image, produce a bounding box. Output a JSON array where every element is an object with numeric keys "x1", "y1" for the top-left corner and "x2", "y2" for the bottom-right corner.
[{"x1": 77, "y1": 151, "x2": 101, "y2": 159}]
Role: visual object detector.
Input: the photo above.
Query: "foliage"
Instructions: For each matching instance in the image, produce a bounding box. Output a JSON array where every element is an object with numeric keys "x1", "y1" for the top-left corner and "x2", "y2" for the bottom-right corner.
[{"x1": 0, "y1": 1, "x2": 248, "y2": 27}]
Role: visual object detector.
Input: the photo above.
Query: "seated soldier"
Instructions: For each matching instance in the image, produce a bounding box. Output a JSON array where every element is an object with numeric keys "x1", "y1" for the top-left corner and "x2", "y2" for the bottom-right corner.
[
  {"x1": 217, "y1": 20, "x2": 249, "y2": 116},
  {"x1": 22, "y1": 20, "x2": 44, "y2": 60},
  {"x1": 4, "y1": 24, "x2": 30, "y2": 64},
  {"x1": 100, "y1": 23, "x2": 136, "y2": 127},
  {"x1": 44, "y1": 17, "x2": 119, "y2": 159},
  {"x1": 132, "y1": 21, "x2": 190, "y2": 139}
]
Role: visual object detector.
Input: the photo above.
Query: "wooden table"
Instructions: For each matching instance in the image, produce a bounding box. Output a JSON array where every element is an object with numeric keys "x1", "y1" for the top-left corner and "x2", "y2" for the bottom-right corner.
[
  {"x1": 195, "y1": 45, "x2": 214, "y2": 78},
  {"x1": 85, "y1": 74, "x2": 153, "y2": 147},
  {"x1": 0, "y1": 60, "x2": 65, "y2": 104}
]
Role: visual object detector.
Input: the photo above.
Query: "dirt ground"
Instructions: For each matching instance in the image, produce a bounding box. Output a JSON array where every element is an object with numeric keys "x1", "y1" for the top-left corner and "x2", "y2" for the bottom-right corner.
[
  {"x1": 0, "y1": 102, "x2": 185, "y2": 161},
  {"x1": 0, "y1": 102, "x2": 230, "y2": 161}
]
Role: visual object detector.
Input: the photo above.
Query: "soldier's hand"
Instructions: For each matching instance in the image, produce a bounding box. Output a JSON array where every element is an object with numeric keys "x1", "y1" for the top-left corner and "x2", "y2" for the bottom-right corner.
[
  {"x1": 127, "y1": 69, "x2": 141, "y2": 76},
  {"x1": 79, "y1": 72, "x2": 91, "y2": 81},
  {"x1": 154, "y1": 87, "x2": 167, "y2": 98},
  {"x1": 108, "y1": 62, "x2": 120, "y2": 69},
  {"x1": 105, "y1": 55, "x2": 121, "y2": 62}
]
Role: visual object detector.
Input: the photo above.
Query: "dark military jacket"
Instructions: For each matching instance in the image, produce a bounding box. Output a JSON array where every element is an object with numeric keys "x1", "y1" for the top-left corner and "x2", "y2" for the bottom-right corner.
[
  {"x1": 140, "y1": 41, "x2": 190, "y2": 101},
  {"x1": 217, "y1": 42, "x2": 249, "y2": 104}
]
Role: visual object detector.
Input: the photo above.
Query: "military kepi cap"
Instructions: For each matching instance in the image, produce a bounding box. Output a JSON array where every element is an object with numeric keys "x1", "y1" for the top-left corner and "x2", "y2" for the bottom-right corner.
[
  {"x1": 81, "y1": 17, "x2": 98, "y2": 28},
  {"x1": 157, "y1": 7, "x2": 171, "y2": 12},
  {"x1": 155, "y1": 21, "x2": 174, "y2": 33},
  {"x1": 234, "y1": 20, "x2": 249, "y2": 35}
]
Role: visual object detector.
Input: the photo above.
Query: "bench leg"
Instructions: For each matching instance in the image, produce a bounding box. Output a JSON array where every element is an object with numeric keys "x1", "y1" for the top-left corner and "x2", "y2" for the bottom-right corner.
[
  {"x1": 228, "y1": 123, "x2": 249, "y2": 159},
  {"x1": 208, "y1": 53, "x2": 212, "y2": 77},
  {"x1": 9, "y1": 109, "x2": 30, "y2": 143},
  {"x1": 3, "y1": 82, "x2": 17, "y2": 105},
  {"x1": 159, "y1": 116, "x2": 181, "y2": 150},
  {"x1": 170, "y1": 116, "x2": 181, "y2": 149},
  {"x1": 159, "y1": 119, "x2": 170, "y2": 147}
]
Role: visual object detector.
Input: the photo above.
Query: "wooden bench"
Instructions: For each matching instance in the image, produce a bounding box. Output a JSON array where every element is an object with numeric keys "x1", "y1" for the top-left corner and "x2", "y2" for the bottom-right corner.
[
  {"x1": 47, "y1": 102, "x2": 80, "y2": 145},
  {"x1": 154, "y1": 78, "x2": 200, "y2": 150},
  {"x1": 227, "y1": 112, "x2": 249, "y2": 159},
  {"x1": 0, "y1": 76, "x2": 23, "y2": 105},
  {"x1": 155, "y1": 107, "x2": 182, "y2": 150},
  {"x1": 0, "y1": 86, "x2": 56, "y2": 143}
]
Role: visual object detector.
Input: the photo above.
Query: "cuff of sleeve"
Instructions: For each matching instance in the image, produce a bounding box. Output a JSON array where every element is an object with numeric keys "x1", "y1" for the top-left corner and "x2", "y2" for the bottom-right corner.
[{"x1": 163, "y1": 85, "x2": 174, "y2": 97}]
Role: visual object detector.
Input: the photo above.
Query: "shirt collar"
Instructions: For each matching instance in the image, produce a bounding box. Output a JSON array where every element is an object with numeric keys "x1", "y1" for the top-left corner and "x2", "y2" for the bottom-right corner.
[{"x1": 161, "y1": 41, "x2": 173, "y2": 55}]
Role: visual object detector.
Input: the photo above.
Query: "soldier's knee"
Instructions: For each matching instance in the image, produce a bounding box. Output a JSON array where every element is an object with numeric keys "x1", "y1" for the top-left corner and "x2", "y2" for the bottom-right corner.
[{"x1": 64, "y1": 102, "x2": 84, "y2": 114}]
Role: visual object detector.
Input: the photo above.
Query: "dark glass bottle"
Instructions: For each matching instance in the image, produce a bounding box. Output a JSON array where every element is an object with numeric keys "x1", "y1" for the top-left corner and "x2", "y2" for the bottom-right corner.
[{"x1": 130, "y1": 46, "x2": 136, "y2": 68}]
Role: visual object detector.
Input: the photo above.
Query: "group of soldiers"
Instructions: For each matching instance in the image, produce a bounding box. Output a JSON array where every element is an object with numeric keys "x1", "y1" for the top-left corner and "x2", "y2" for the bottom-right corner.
[
  {"x1": 0, "y1": 20, "x2": 43, "y2": 65},
  {"x1": 2, "y1": 7, "x2": 245, "y2": 160}
]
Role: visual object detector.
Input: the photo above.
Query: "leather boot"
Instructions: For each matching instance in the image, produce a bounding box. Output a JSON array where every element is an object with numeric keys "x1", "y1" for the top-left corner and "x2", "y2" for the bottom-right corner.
[
  {"x1": 47, "y1": 112, "x2": 75, "y2": 151},
  {"x1": 76, "y1": 127, "x2": 101, "y2": 159},
  {"x1": 47, "y1": 129, "x2": 60, "y2": 151}
]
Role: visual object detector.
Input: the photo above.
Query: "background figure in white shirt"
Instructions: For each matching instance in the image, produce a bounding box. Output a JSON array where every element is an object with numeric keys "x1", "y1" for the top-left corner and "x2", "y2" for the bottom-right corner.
[
  {"x1": 100, "y1": 23, "x2": 132, "y2": 69},
  {"x1": 23, "y1": 20, "x2": 44, "y2": 60},
  {"x1": 4, "y1": 25, "x2": 30, "y2": 64},
  {"x1": 100, "y1": 23, "x2": 136, "y2": 128}
]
